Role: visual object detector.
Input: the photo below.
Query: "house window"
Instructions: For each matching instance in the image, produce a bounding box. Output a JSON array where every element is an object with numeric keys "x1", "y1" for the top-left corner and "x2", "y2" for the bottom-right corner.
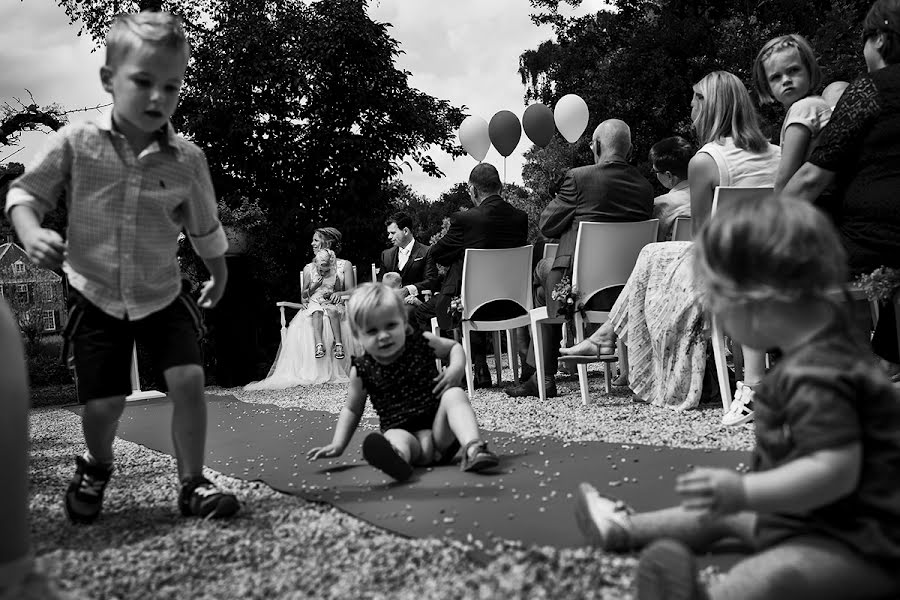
[
  {"x1": 42, "y1": 284, "x2": 57, "y2": 301},
  {"x1": 15, "y1": 284, "x2": 28, "y2": 304},
  {"x1": 13, "y1": 261, "x2": 25, "y2": 275},
  {"x1": 42, "y1": 310, "x2": 56, "y2": 331}
]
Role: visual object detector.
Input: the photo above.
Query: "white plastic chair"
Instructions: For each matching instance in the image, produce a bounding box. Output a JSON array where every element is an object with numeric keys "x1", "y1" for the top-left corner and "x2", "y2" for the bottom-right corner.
[
  {"x1": 433, "y1": 246, "x2": 533, "y2": 398},
  {"x1": 708, "y1": 187, "x2": 774, "y2": 413},
  {"x1": 530, "y1": 220, "x2": 659, "y2": 404},
  {"x1": 671, "y1": 216, "x2": 692, "y2": 241},
  {"x1": 542, "y1": 243, "x2": 559, "y2": 262}
]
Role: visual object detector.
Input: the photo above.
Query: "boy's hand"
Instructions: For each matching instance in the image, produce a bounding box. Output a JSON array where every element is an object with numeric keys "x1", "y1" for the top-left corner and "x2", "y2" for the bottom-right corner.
[
  {"x1": 22, "y1": 228, "x2": 66, "y2": 269},
  {"x1": 198, "y1": 277, "x2": 225, "y2": 308},
  {"x1": 307, "y1": 443, "x2": 343, "y2": 460},
  {"x1": 676, "y1": 467, "x2": 746, "y2": 515},
  {"x1": 432, "y1": 363, "x2": 463, "y2": 396}
]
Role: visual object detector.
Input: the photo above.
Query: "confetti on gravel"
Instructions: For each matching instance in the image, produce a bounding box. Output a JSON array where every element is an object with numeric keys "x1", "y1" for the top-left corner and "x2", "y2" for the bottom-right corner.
[{"x1": 29, "y1": 367, "x2": 752, "y2": 599}]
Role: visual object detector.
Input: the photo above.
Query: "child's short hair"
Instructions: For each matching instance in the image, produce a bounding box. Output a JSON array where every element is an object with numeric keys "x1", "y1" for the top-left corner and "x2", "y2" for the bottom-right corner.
[
  {"x1": 648, "y1": 136, "x2": 694, "y2": 179},
  {"x1": 752, "y1": 34, "x2": 821, "y2": 105},
  {"x1": 382, "y1": 272, "x2": 403, "y2": 289},
  {"x1": 347, "y1": 283, "x2": 408, "y2": 335},
  {"x1": 693, "y1": 196, "x2": 847, "y2": 312},
  {"x1": 105, "y1": 12, "x2": 190, "y2": 67}
]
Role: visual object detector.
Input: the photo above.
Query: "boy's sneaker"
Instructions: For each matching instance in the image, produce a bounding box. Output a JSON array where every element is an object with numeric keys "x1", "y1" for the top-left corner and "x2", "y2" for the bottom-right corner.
[
  {"x1": 574, "y1": 482, "x2": 634, "y2": 550},
  {"x1": 460, "y1": 440, "x2": 500, "y2": 473},
  {"x1": 64, "y1": 455, "x2": 113, "y2": 524},
  {"x1": 636, "y1": 539, "x2": 704, "y2": 600},
  {"x1": 362, "y1": 432, "x2": 414, "y2": 482},
  {"x1": 179, "y1": 476, "x2": 240, "y2": 519}
]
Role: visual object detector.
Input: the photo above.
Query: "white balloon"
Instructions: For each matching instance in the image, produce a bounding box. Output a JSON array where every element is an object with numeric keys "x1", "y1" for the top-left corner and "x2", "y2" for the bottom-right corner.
[
  {"x1": 458, "y1": 115, "x2": 490, "y2": 162},
  {"x1": 554, "y1": 94, "x2": 589, "y2": 143}
]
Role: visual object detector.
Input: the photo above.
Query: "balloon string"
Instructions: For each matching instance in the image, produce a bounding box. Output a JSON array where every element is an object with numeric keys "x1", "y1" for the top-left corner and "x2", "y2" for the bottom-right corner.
[{"x1": 503, "y1": 157, "x2": 507, "y2": 183}]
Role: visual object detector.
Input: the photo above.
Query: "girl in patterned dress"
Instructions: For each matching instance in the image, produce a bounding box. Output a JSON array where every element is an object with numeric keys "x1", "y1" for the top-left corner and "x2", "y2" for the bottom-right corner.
[
  {"x1": 307, "y1": 283, "x2": 500, "y2": 481},
  {"x1": 304, "y1": 248, "x2": 345, "y2": 360}
]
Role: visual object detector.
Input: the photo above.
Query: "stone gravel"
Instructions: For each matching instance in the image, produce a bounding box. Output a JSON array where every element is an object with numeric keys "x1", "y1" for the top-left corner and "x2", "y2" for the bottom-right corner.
[{"x1": 30, "y1": 367, "x2": 753, "y2": 599}]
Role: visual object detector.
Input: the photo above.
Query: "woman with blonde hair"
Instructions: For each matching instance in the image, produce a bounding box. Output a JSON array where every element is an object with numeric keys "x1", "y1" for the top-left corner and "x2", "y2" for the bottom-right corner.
[{"x1": 561, "y1": 71, "x2": 780, "y2": 414}]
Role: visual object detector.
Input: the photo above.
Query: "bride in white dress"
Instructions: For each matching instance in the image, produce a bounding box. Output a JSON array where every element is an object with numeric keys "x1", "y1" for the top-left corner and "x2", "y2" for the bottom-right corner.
[{"x1": 245, "y1": 227, "x2": 360, "y2": 389}]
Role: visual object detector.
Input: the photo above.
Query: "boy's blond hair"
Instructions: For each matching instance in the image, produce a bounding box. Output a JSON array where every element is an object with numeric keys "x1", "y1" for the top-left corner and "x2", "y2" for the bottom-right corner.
[
  {"x1": 346, "y1": 283, "x2": 407, "y2": 336},
  {"x1": 106, "y1": 11, "x2": 190, "y2": 67}
]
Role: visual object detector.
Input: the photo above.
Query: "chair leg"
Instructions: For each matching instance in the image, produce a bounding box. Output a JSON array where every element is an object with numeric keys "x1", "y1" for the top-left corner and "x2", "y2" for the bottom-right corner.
[
  {"x1": 531, "y1": 313, "x2": 547, "y2": 402},
  {"x1": 574, "y1": 314, "x2": 590, "y2": 405},
  {"x1": 711, "y1": 316, "x2": 732, "y2": 413},
  {"x1": 462, "y1": 324, "x2": 475, "y2": 399},
  {"x1": 431, "y1": 317, "x2": 442, "y2": 373},
  {"x1": 506, "y1": 329, "x2": 519, "y2": 382},
  {"x1": 492, "y1": 331, "x2": 503, "y2": 386}
]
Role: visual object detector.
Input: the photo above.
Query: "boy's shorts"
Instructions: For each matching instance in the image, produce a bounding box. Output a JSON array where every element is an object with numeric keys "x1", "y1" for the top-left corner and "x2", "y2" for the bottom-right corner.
[{"x1": 63, "y1": 285, "x2": 205, "y2": 403}]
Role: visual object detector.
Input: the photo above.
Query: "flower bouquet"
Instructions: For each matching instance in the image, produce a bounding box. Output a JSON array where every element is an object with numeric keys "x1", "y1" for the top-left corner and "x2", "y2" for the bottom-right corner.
[
  {"x1": 854, "y1": 266, "x2": 900, "y2": 304},
  {"x1": 551, "y1": 276, "x2": 584, "y2": 348}
]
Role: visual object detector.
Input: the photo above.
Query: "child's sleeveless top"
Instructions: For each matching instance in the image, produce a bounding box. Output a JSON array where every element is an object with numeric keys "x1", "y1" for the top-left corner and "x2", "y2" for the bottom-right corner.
[{"x1": 351, "y1": 332, "x2": 441, "y2": 431}]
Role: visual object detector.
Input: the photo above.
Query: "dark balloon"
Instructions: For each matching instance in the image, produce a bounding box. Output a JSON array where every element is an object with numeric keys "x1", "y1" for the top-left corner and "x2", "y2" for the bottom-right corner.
[
  {"x1": 488, "y1": 110, "x2": 522, "y2": 157},
  {"x1": 522, "y1": 103, "x2": 555, "y2": 147}
]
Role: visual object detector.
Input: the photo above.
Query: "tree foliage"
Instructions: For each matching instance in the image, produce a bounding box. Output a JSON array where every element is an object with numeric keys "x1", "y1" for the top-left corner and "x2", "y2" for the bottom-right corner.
[{"x1": 518, "y1": 0, "x2": 872, "y2": 193}]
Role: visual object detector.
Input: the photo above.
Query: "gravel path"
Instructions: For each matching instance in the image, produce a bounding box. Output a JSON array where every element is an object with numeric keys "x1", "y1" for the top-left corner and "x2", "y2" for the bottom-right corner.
[{"x1": 30, "y1": 370, "x2": 753, "y2": 599}]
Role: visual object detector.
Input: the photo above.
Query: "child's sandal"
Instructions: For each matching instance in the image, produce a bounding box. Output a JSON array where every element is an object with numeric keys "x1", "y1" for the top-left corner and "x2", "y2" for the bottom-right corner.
[
  {"x1": 333, "y1": 342, "x2": 345, "y2": 360},
  {"x1": 314, "y1": 343, "x2": 325, "y2": 359}
]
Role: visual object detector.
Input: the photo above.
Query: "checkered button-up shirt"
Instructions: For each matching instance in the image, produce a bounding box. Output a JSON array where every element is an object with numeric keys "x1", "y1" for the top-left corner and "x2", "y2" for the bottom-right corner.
[{"x1": 6, "y1": 113, "x2": 227, "y2": 320}]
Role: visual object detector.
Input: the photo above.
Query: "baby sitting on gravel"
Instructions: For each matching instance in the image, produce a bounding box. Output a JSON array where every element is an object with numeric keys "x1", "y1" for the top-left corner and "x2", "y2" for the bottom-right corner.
[{"x1": 307, "y1": 283, "x2": 500, "y2": 481}]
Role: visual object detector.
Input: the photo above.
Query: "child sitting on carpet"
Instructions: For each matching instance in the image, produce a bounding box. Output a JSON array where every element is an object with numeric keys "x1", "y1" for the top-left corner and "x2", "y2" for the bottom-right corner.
[
  {"x1": 0, "y1": 300, "x2": 83, "y2": 599},
  {"x1": 307, "y1": 282, "x2": 500, "y2": 481},
  {"x1": 574, "y1": 196, "x2": 900, "y2": 600},
  {"x1": 5, "y1": 12, "x2": 239, "y2": 524}
]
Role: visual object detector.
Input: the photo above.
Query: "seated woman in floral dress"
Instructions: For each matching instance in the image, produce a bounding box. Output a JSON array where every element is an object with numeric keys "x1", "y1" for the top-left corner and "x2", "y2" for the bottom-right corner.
[{"x1": 245, "y1": 227, "x2": 359, "y2": 389}]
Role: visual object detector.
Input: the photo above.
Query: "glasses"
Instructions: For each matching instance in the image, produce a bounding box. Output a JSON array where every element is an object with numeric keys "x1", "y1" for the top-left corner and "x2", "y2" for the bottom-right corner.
[{"x1": 651, "y1": 167, "x2": 668, "y2": 175}]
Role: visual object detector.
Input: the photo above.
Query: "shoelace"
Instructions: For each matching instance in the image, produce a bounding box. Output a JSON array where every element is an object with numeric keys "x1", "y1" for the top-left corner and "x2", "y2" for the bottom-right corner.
[{"x1": 78, "y1": 474, "x2": 107, "y2": 497}]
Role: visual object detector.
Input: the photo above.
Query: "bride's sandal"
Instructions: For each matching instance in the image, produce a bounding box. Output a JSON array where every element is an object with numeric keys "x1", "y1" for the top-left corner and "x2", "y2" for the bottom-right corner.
[
  {"x1": 314, "y1": 343, "x2": 325, "y2": 359},
  {"x1": 333, "y1": 343, "x2": 345, "y2": 360}
]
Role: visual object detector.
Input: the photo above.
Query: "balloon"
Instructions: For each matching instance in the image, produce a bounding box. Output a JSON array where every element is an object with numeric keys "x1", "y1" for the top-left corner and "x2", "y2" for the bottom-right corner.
[
  {"x1": 488, "y1": 110, "x2": 522, "y2": 157},
  {"x1": 522, "y1": 103, "x2": 555, "y2": 147},
  {"x1": 458, "y1": 115, "x2": 490, "y2": 162},
  {"x1": 554, "y1": 94, "x2": 589, "y2": 143}
]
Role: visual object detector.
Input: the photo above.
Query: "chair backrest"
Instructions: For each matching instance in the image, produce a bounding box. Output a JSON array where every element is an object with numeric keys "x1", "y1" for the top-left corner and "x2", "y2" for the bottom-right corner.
[
  {"x1": 671, "y1": 216, "x2": 692, "y2": 241},
  {"x1": 572, "y1": 220, "x2": 659, "y2": 305},
  {"x1": 461, "y1": 245, "x2": 533, "y2": 318},
  {"x1": 711, "y1": 186, "x2": 774, "y2": 217},
  {"x1": 542, "y1": 243, "x2": 559, "y2": 262}
]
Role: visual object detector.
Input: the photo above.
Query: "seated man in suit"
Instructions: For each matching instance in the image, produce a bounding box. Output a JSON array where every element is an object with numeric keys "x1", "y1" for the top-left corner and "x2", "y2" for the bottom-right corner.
[
  {"x1": 414, "y1": 163, "x2": 529, "y2": 388},
  {"x1": 507, "y1": 118, "x2": 654, "y2": 398},
  {"x1": 380, "y1": 211, "x2": 438, "y2": 302}
]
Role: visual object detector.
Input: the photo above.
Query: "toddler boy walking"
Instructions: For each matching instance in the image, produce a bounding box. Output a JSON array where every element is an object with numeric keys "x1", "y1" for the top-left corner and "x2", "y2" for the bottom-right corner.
[{"x1": 5, "y1": 11, "x2": 239, "y2": 523}]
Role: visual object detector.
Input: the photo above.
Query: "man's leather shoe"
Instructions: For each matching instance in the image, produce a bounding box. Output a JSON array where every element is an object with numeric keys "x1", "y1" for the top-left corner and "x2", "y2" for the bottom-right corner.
[{"x1": 505, "y1": 374, "x2": 557, "y2": 398}]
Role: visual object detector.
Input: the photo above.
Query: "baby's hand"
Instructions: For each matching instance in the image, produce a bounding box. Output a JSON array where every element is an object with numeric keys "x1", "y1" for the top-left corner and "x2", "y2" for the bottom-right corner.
[
  {"x1": 198, "y1": 276, "x2": 226, "y2": 308},
  {"x1": 22, "y1": 227, "x2": 66, "y2": 269},
  {"x1": 676, "y1": 467, "x2": 746, "y2": 516},
  {"x1": 307, "y1": 443, "x2": 343, "y2": 460}
]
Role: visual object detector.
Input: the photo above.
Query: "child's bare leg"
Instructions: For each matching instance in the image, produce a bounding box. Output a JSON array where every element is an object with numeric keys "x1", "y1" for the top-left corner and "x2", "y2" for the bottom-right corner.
[
  {"x1": 432, "y1": 387, "x2": 481, "y2": 450},
  {"x1": 325, "y1": 308, "x2": 343, "y2": 344},
  {"x1": 414, "y1": 430, "x2": 434, "y2": 466},
  {"x1": 741, "y1": 347, "x2": 766, "y2": 386},
  {"x1": 0, "y1": 301, "x2": 30, "y2": 579},
  {"x1": 382, "y1": 429, "x2": 422, "y2": 464},
  {"x1": 165, "y1": 364, "x2": 207, "y2": 480},
  {"x1": 629, "y1": 507, "x2": 756, "y2": 553},
  {"x1": 82, "y1": 396, "x2": 127, "y2": 464},
  {"x1": 311, "y1": 311, "x2": 324, "y2": 346},
  {"x1": 709, "y1": 536, "x2": 900, "y2": 600}
]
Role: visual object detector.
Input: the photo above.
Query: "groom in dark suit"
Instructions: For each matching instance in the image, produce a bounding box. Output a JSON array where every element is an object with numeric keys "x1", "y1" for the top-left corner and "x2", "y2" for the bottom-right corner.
[
  {"x1": 414, "y1": 162, "x2": 528, "y2": 388},
  {"x1": 379, "y1": 211, "x2": 438, "y2": 300}
]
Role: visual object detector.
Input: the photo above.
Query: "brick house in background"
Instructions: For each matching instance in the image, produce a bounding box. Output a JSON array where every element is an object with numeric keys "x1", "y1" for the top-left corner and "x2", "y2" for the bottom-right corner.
[{"x1": 0, "y1": 241, "x2": 67, "y2": 335}]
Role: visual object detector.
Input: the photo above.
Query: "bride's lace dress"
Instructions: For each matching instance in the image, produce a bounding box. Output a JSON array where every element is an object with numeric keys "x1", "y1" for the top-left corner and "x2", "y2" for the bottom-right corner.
[{"x1": 245, "y1": 259, "x2": 361, "y2": 389}]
